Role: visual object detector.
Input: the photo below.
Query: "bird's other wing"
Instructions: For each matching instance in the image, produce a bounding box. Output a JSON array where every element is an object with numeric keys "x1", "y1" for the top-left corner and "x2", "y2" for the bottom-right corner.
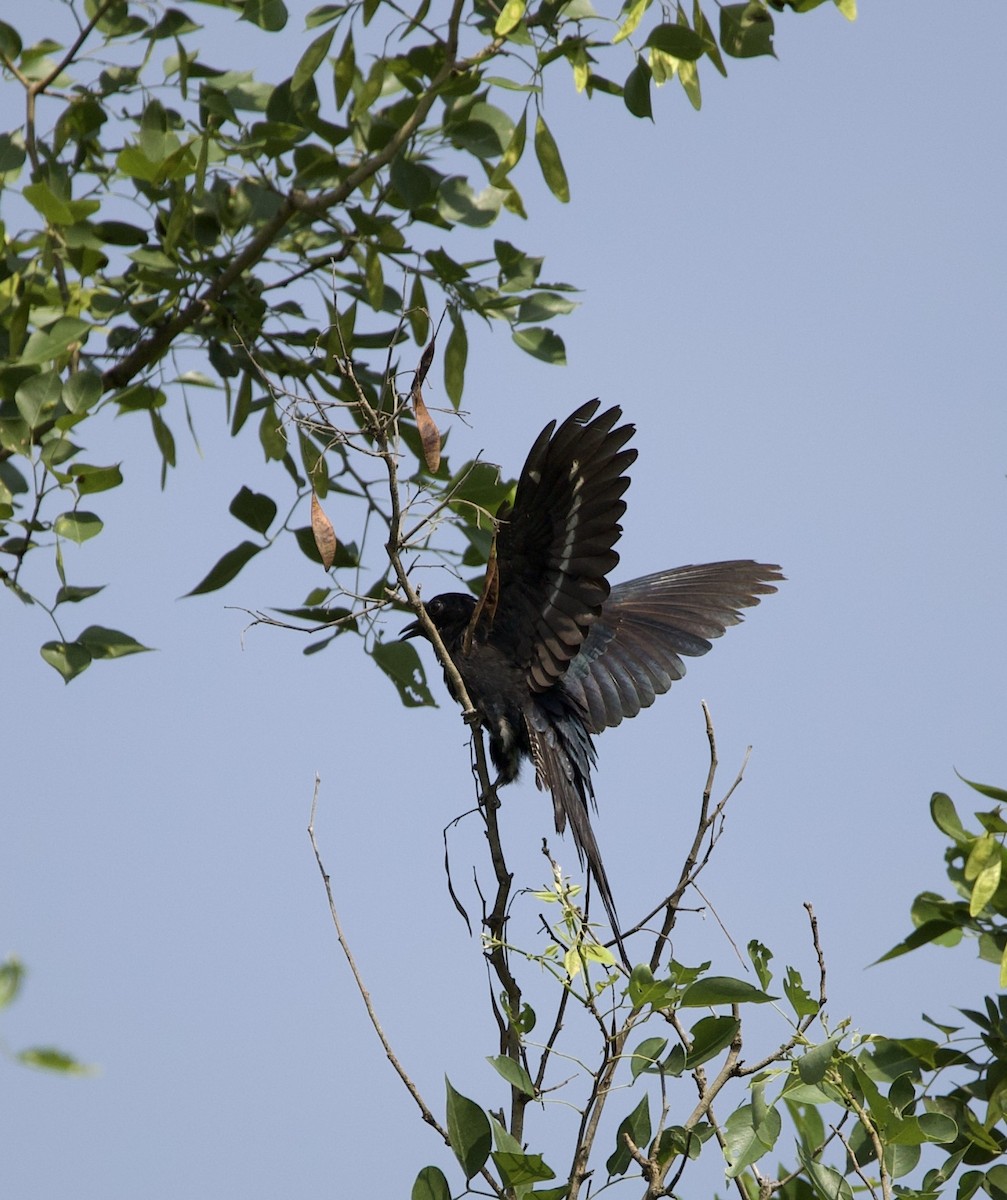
[
  {"x1": 486, "y1": 401, "x2": 638, "y2": 694},
  {"x1": 561, "y1": 561, "x2": 784, "y2": 734}
]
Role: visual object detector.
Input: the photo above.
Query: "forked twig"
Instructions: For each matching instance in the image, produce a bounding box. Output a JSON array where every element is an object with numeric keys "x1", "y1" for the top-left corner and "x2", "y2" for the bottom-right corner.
[{"x1": 307, "y1": 776, "x2": 504, "y2": 1197}]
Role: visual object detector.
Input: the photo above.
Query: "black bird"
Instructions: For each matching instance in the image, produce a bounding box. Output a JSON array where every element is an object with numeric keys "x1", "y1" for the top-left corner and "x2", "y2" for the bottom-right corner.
[{"x1": 402, "y1": 401, "x2": 781, "y2": 961}]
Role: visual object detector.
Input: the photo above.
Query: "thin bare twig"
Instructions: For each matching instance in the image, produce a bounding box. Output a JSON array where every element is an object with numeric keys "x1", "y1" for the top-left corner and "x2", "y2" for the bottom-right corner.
[
  {"x1": 307, "y1": 779, "x2": 442, "y2": 1134},
  {"x1": 308, "y1": 777, "x2": 504, "y2": 1196}
]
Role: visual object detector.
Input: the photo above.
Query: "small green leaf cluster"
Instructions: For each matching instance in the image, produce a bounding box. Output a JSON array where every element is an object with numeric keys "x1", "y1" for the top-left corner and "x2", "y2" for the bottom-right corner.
[
  {"x1": 0, "y1": 957, "x2": 91, "y2": 1074},
  {"x1": 404, "y1": 774, "x2": 1007, "y2": 1200},
  {"x1": 882, "y1": 780, "x2": 1007, "y2": 982}
]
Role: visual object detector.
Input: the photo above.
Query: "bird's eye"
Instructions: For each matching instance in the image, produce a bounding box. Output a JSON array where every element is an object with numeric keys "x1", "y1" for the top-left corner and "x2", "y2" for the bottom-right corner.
[{"x1": 428, "y1": 598, "x2": 441, "y2": 617}]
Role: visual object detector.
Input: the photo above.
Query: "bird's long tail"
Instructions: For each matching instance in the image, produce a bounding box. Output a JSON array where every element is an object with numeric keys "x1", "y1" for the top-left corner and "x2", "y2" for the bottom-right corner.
[{"x1": 526, "y1": 711, "x2": 630, "y2": 968}]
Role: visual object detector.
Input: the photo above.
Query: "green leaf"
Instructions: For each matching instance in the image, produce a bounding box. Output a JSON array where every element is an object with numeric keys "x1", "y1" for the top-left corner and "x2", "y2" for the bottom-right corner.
[
  {"x1": 679, "y1": 975, "x2": 776, "y2": 1006},
  {"x1": 490, "y1": 1117, "x2": 524, "y2": 1158},
  {"x1": 229, "y1": 486, "x2": 277, "y2": 534},
  {"x1": 491, "y1": 1150, "x2": 555, "y2": 1188},
  {"x1": 494, "y1": 0, "x2": 525, "y2": 36},
  {"x1": 623, "y1": 59, "x2": 652, "y2": 120},
  {"x1": 613, "y1": 0, "x2": 650, "y2": 44},
  {"x1": 92, "y1": 220, "x2": 148, "y2": 246},
  {"x1": 495, "y1": 239, "x2": 543, "y2": 292},
  {"x1": 694, "y1": 0, "x2": 727, "y2": 75},
  {"x1": 70, "y1": 463, "x2": 124, "y2": 495},
  {"x1": 185, "y1": 541, "x2": 262, "y2": 595},
  {"x1": 437, "y1": 176, "x2": 503, "y2": 228},
  {"x1": 677, "y1": 58, "x2": 702, "y2": 110},
  {"x1": 407, "y1": 275, "x2": 430, "y2": 345},
  {"x1": 304, "y1": 5, "x2": 345, "y2": 28},
  {"x1": 292, "y1": 27, "x2": 334, "y2": 90},
  {"x1": 487, "y1": 1054, "x2": 536, "y2": 1096},
  {"x1": 499, "y1": 1147, "x2": 559, "y2": 1185},
  {"x1": 964, "y1": 832, "x2": 998, "y2": 881},
  {"x1": 797, "y1": 1145, "x2": 853, "y2": 1200},
  {"x1": 970, "y1": 854, "x2": 1001, "y2": 917},
  {"x1": 444, "y1": 315, "x2": 467, "y2": 406},
  {"x1": 724, "y1": 1102, "x2": 781, "y2": 1177},
  {"x1": 918, "y1": 1112, "x2": 958, "y2": 1143},
  {"x1": 391, "y1": 157, "x2": 439, "y2": 207},
  {"x1": 512, "y1": 326, "x2": 566, "y2": 365},
  {"x1": 241, "y1": 0, "x2": 288, "y2": 31},
  {"x1": 685, "y1": 1015, "x2": 740, "y2": 1069},
  {"x1": 629, "y1": 1036, "x2": 668, "y2": 1079},
  {"x1": 15, "y1": 370, "x2": 62, "y2": 427},
  {"x1": 259, "y1": 406, "x2": 287, "y2": 460},
  {"x1": 53, "y1": 511, "x2": 103, "y2": 543},
  {"x1": 20, "y1": 317, "x2": 92, "y2": 365},
  {"x1": 445, "y1": 1078, "x2": 491, "y2": 1180},
  {"x1": 490, "y1": 107, "x2": 527, "y2": 185},
  {"x1": 364, "y1": 247, "x2": 384, "y2": 309},
  {"x1": 77, "y1": 626, "x2": 151, "y2": 659},
  {"x1": 985, "y1": 1164, "x2": 1007, "y2": 1199},
  {"x1": 0, "y1": 20, "x2": 23, "y2": 60},
  {"x1": 40, "y1": 640, "x2": 92, "y2": 683},
  {"x1": 747, "y1": 940, "x2": 773, "y2": 990},
  {"x1": 371, "y1": 640, "x2": 436, "y2": 707},
  {"x1": 333, "y1": 29, "x2": 355, "y2": 107},
  {"x1": 17, "y1": 1046, "x2": 91, "y2": 1074},
  {"x1": 533, "y1": 113, "x2": 569, "y2": 202},
  {"x1": 875, "y1": 917, "x2": 962, "y2": 963},
  {"x1": 117, "y1": 145, "x2": 164, "y2": 183},
  {"x1": 957, "y1": 773, "x2": 1007, "y2": 805},
  {"x1": 449, "y1": 102, "x2": 514, "y2": 159},
  {"x1": 930, "y1": 791, "x2": 967, "y2": 841},
  {"x1": 976, "y1": 808, "x2": 1007, "y2": 835},
  {"x1": 63, "y1": 369, "x2": 103, "y2": 414},
  {"x1": 606, "y1": 1094, "x2": 650, "y2": 1177},
  {"x1": 720, "y1": 2, "x2": 775, "y2": 59},
  {"x1": 628, "y1": 961, "x2": 655, "y2": 1007},
  {"x1": 41, "y1": 437, "x2": 80, "y2": 471},
  {"x1": 0, "y1": 958, "x2": 25, "y2": 1008},
  {"x1": 411, "y1": 1165, "x2": 450, "y2": 1200},
  {"x1": 516, "y1": 291, "x2": 578, "y2": 322},
  {"x1": 22, "y1": 181, "x2": 75, "y2": 225},
  {"x1": 783, "y1": 966, "x2": 819, "y2": 1018},
  {"x1": 54, "y1": 584, "x2": 105, "y2": 606},
  {"x1": 646, "y1": 22, "x2": 706, "y2": 61},
  {"x1": 797, "y1": 1035, "x2": 842, "y2": 1085}
]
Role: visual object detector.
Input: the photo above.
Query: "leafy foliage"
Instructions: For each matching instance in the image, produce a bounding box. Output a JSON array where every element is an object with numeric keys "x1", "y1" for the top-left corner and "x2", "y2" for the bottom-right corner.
[
  {"x1": 390, "y1": 779, "x2": 1007, "y2": 1200},
  {"x1": 0, "y1": 957, "x2": 90, "y2": 1074},
  {"x1": 0, "y1": 0, "x2": 850, "y2": 680}
]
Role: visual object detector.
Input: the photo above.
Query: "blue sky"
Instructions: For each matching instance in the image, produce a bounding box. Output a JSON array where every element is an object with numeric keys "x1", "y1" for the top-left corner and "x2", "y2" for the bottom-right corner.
[{"x1": 4, "y1": 4, "x2": 1006, "y2": 1197}]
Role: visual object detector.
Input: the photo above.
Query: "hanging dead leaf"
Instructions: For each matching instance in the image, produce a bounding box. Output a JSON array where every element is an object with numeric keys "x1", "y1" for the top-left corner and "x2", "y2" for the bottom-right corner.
[
  {"x1": 310, "y1": 491, "x2": 337, "y2": 569},
  {"x1": 464, "y1": 532, "x2": 499, "y2": 655},
  {"x1": 413, "y1": 333, "x2": 436, "y2": 391},
  {"x1": 412, "y1": 389, "x2": 441, "y2": 473}
]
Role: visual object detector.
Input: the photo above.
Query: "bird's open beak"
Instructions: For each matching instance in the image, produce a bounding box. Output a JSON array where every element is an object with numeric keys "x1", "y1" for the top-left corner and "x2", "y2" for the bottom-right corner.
[{"x1": 399, "y1": 618, "x2": 423, "y2": 641}]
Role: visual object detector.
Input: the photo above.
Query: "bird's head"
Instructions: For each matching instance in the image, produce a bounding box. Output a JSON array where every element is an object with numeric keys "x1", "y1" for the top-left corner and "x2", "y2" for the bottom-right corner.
[{"x1": 399, "y1": 592, "x2": 477, "y2": 646}]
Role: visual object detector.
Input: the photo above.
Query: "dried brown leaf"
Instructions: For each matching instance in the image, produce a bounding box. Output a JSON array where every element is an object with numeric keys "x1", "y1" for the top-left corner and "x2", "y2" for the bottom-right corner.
[
  {"x1": 412, "y1": 388, "x2": 441, "y2": 473},
  {"x1": 413, "y1": 334, "x2": 436, "y2": 390},
  {"x1": 310, "y1": 491, "x2": 337, "y2": 569}
]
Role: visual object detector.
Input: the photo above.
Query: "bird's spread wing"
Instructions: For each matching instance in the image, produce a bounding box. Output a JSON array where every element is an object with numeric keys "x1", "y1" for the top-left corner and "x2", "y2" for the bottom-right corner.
[
  {"x1": 561, "y1": 561, "x2": 783, "y2": 734},
  {"x1": 486, "y1": 400, "x2": 637, "y2": 693}
]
